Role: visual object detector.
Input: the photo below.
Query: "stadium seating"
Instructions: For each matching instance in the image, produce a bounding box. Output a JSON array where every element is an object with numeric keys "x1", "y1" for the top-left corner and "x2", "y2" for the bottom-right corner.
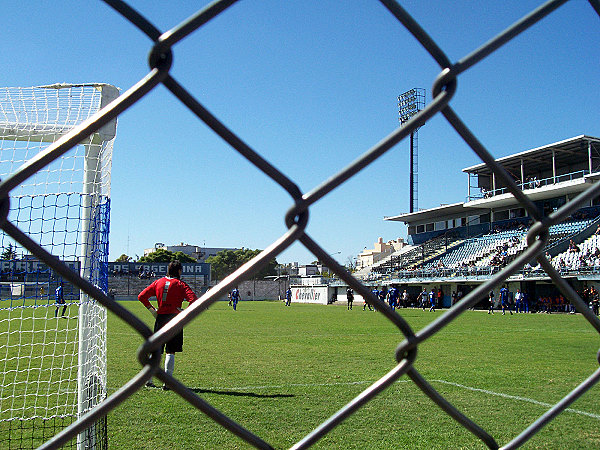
[{"x1": 364, "y1": 214, "x2": 599, "y2": 281}]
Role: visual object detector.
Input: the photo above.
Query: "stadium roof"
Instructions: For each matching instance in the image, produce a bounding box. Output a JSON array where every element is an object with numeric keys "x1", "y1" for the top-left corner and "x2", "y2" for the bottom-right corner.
[
  {"x1": 385, "y1": 135, "x2": 600, "y2": 224},
  {"x1": 385, "y1": 202, "x2": 466, "y2": 222},
  {"x1": 461, "y1": 135, "x2": 600, "y2": 178}
]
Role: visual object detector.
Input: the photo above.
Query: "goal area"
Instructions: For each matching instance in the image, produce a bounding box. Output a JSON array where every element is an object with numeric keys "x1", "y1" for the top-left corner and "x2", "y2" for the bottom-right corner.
[{"x1": 0, "y1": 84, "x2": 118, "y2": 449}]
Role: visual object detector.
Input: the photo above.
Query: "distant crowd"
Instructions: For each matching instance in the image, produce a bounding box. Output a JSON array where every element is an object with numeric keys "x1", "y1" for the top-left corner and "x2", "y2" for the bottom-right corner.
[{"x1": 359, "y1": 284, "x2": 600, "y2": 315}]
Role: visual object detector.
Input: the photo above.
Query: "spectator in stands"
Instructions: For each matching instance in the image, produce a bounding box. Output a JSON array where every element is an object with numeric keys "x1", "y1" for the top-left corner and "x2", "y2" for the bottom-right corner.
[
  {"x1": 568, "y1": 240, "x2": 580, "y2": 253},
  {"x1": 591, "y1": 286, "x2": 599, "y2": 316},
  {"x1": 527, "y1": 176, "x2": 535, "y2": 189},
  {"x1": 500, "y1": 249, "x2": 508, "y2": 265},
  {"x1": 559, "y1": 258, "x2": 566, "y2": 271}
]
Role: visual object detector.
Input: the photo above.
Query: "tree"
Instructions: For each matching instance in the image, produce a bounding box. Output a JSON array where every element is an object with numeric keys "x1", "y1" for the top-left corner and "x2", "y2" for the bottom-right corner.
[
  {"x1": 138, "y1": 248, "x2": 196, "y2": 263},
  {"x1": 205, "y1": 248, "x2": 278, "y2": 281},
  {"x1": 173, "y1": 251, "x2": 197, "y2": 263},
  {"x1": 345, "y1": 256, "x2": 356, "y2": 272},
  {"x1": 114, "y1": 254, "x2": 132, "y2": 263},
  {"x1": 1, "y1": 243, "x2": 17, "y2": 260}
]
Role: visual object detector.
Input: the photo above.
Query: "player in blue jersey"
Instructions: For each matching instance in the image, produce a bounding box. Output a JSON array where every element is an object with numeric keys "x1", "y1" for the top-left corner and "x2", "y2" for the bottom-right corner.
[
  {"x1": 364, "y1": 287, "x2": 377, "y2": 311},
  {"x1": 230, "y1": 287, "x2": 241, "y2": 311},
  {"x1": 387, "y1": 286, "x2": 399, "y2": 311},
  {"x1": 55, "y1": 281, "x2": 66, "y2": 317},
  {"x1": 500, "y1": 284, "x2": 512, "y2": 315},
  {"x1": 285, "y1": 287, "x2": 292, "y2": 306},
  {"x1": 378, "y1": 288, "x2": 386, "y2": 311},
  {"x1": 428, "y1": 288, "x2": 436, "y2": 312}
]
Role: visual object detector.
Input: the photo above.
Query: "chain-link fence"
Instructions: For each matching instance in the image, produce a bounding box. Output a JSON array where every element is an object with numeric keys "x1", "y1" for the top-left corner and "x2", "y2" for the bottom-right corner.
[{"x1": 1, "y1": 0, "x2": 599, "y2": 448}]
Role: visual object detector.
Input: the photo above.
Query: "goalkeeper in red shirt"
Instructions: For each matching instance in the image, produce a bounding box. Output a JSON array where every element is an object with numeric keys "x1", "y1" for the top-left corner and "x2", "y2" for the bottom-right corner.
[{"x1": 138, "y1": 260, "x2": 198, "y2": 390}]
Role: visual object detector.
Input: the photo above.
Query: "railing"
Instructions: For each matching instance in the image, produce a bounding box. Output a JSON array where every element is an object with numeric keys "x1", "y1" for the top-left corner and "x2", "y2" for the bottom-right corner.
[{"x1": 469, "y1": 169, "x2": 590, "y2": 200}]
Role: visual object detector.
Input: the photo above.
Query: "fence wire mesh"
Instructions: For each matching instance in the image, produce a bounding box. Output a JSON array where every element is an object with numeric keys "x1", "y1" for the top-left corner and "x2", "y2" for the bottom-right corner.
[{"x1": 1, "y1": 0, "x2": 599, "y2": 448}]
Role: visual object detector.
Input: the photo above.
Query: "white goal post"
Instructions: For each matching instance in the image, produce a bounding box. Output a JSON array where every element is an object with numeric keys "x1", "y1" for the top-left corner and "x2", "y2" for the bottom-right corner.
[{"x1": 0, "y1": 84, "x2": 118, "y2": 449}]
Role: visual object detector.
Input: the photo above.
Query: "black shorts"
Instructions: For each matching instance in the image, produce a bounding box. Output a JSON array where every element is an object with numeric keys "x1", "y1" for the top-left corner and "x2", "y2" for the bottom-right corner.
[{"x1": 154, "y1": 313, "x2": 183, "y2": 353}]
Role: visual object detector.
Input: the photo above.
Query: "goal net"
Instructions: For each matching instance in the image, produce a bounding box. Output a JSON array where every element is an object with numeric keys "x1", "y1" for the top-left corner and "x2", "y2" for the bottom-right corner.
[{"x1": 0, "y1": 84, "x2": 118, "y2": 449}]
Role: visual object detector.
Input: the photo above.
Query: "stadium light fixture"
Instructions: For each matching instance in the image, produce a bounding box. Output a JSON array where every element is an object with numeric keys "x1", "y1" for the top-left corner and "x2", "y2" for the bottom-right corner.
[{"x1": 398, "y1": 88, "x2": 425, "y2": 213}]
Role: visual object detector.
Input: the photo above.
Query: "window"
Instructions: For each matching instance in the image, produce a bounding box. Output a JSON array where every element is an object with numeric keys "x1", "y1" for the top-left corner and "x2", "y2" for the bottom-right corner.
[{"x1": 494, "y1": 210, "x2": 509, "y2": 221}]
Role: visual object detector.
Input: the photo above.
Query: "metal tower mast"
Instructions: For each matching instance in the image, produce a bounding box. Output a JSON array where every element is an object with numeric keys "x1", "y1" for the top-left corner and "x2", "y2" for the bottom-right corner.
[{"x1": 398, "y1": 88, "x2": 425, "y2": 213}]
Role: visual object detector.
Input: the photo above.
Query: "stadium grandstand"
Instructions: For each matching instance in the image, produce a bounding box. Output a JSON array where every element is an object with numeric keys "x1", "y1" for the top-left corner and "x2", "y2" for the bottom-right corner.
[{"x1": 356, "y1": 135, "x2": 600, "y2": 309}]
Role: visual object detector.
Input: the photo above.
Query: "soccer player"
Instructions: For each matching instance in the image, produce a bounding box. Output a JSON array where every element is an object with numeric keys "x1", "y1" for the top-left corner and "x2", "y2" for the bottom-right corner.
[
  {"x1": 500, "y1": 284, "x2": 512, "y2": 315},
  {"x1": 365, "y1": 287, "x2": 377, "y2": 311},
  {"x1": 285, "y1": 287, "x2": 292, "y2": 306},
  {"x1": 387, "y1": 286, "x2": 398, "y2": 311},
  {"x1": 378, "y1": 288, "x2": 387, "y2": 310},
  {"x1": 54, "y1": 281, "x2": 66, "y2": 317},
  {"x1": 230, "y1": 287, "x2": 241, "y2": 311},
  {"x1": 428, "y1": 288, "x2": 436, "y2": 312},
  {"x1": 420, "y1": 288, "x2": 428, "y2": 311},
  {"x1": 346, "y1": 287, "x2": 354, "y2": 310},
  {"x1": 138, "y1": 260, "x2": 198, "y2": 390},
  {"x1": 488, "y1": 290, "x2": 495, "y2": 314}
]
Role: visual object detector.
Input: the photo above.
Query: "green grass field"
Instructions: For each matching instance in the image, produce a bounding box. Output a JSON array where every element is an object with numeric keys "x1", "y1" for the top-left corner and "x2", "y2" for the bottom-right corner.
[{"x1": 105, "y1": 301, "x2": 600, "y2": 449}]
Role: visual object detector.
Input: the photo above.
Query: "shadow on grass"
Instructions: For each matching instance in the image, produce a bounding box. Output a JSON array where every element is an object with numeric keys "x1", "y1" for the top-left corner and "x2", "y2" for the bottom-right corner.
[{"x1": 190, "y1": 388, "x2": 295, "y2": 398}]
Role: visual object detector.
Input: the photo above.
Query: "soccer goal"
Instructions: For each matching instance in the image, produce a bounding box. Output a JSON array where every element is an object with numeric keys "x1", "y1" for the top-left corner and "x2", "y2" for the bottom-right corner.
[{"x1": 0, "y1": 84, "x2": 118, "y2": 449}]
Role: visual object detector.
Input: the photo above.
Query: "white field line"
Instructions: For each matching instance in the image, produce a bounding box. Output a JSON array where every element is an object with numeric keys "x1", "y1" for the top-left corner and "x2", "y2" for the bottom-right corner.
[
  {"x1": 431, "y1": 379, "x2": 600, "y2": 420},
  {"x1": 197, "y1": 378, "x2": 600, "y2": 421}
]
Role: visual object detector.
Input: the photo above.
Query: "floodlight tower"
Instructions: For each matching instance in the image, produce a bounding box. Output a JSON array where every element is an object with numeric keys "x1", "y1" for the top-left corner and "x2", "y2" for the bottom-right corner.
[{"x1": 398, "y1": 88, "x2": 425, "y2": 213}]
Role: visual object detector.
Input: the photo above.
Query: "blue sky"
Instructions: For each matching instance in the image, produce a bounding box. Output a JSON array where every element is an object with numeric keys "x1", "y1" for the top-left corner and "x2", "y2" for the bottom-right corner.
[{"x1": 3, "y1": 1, "x2": 599, "y2": 265}]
